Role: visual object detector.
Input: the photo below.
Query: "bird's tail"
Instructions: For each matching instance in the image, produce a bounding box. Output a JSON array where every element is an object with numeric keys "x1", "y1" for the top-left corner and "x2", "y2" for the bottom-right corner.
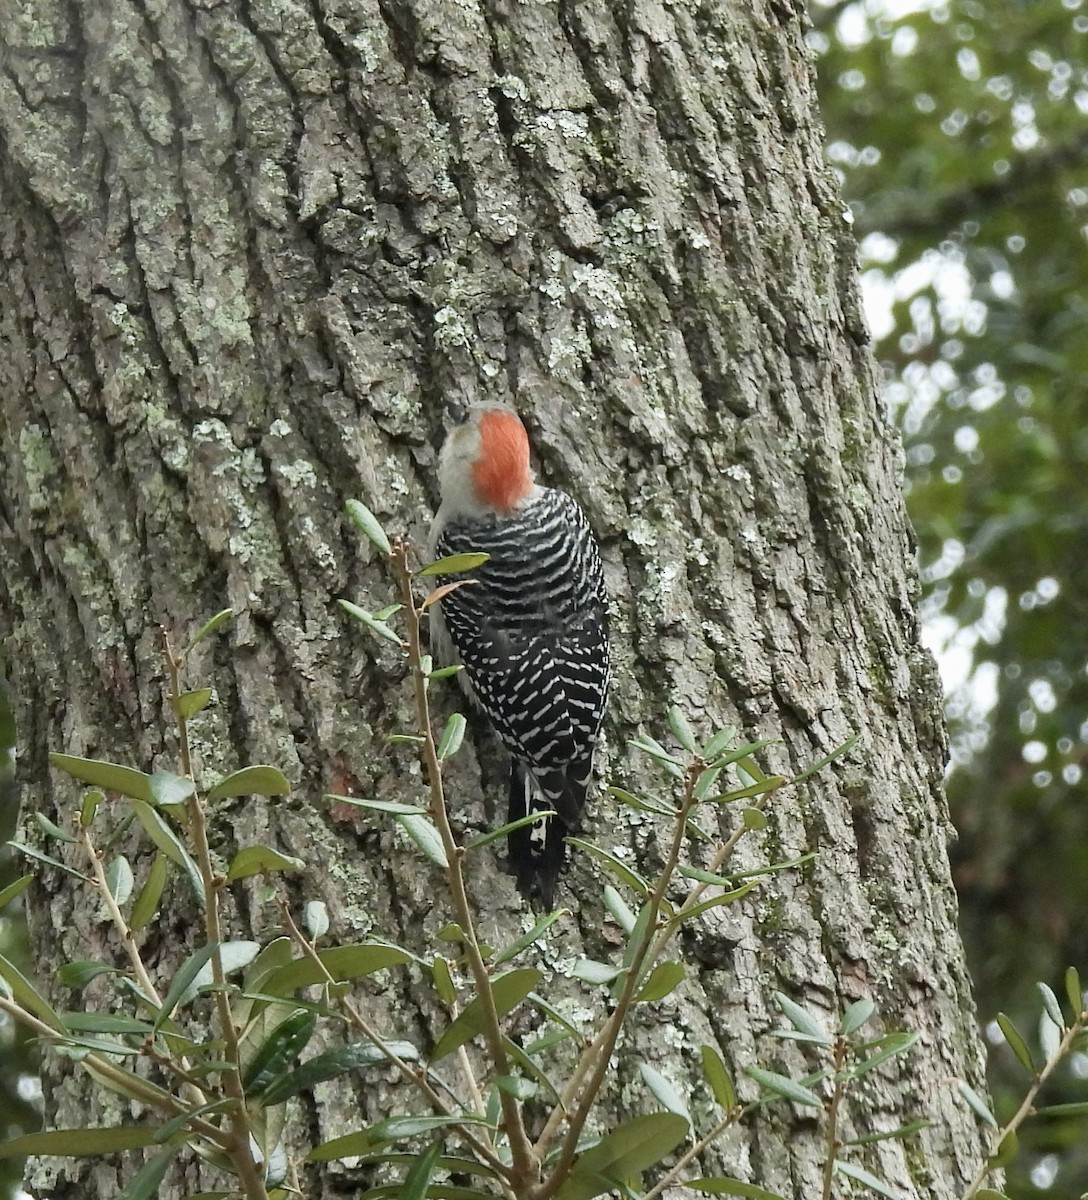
[{"x1": 507, "y1": 760, "x2": 590, "y2": 909}]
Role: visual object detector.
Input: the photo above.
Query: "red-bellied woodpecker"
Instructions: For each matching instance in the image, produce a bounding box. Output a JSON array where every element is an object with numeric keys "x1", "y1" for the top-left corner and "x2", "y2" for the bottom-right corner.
[{"x1": 428, "y1": 402, "x2": 610, "y2": 907}]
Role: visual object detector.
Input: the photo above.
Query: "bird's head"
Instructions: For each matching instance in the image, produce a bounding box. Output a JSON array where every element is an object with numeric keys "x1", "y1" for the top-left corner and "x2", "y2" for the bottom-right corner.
[{"x1": 438, "y1": 402, "x2": 536, "y2": 517}]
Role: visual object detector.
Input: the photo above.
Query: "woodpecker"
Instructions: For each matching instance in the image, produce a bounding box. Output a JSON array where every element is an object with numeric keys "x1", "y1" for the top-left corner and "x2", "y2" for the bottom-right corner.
[{"x1": 428, "y1": 402, "x2": 610, "y2": 907}]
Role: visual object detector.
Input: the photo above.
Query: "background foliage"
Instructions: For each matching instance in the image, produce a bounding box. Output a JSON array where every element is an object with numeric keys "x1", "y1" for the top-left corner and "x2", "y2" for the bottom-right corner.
[
  {"x1": 3, "y1": 0, "x2": 1087, "y2": 1196},
  {"x1": 813, "y1": 0, "x2": 1088, "y2": 1195}
]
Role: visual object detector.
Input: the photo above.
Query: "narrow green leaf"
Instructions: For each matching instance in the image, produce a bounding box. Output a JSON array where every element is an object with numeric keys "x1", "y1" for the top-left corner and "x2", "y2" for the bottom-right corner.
[
  {"x1": 606, "y1": 785, "x2": 677, "y2": 817},
  {"x1": 571, "y1": 959, "x2": 623, "y2": 985},
  {"x1": 386, "y1": 733, "x2": 425, "y2": 745},
  {"x1": 956, "y1": 1080, "x2": 998, "y2": 1127},
  {"x1": 566, "y1": 837, "x2": 650, "y2": 894},
  {"x1": 366, "y1": 1114, "x2": 494, "y2": 1144},
  {"x1": 1040, "y1": 1010, "x2": 1062, "y2": 1062},
  {"x1": 774, "y1": 993, "x2": 830, "y2": 1043},
  {"x1": 152, "y1": 1099, "x2": 235, "y2": 1145},
  {"x1": 436, "y1": 713, "x2": 466, "y2": 761},
  {"x1": 242, "y1": 1008, "x2": 318, "y2": 1095},
  {"x1": 49, "y1": 753, "x2": 155, "y2": 802},
  {"x1": 746, "y1": 1066, "x2": 822, "y2": 1109},
  {"x1": 260, "y1": 945, "x2": 410, "y2": 996},
  {"x1": 1066, "y1": 966, "x2": 1084, "y2": 1020},
  {"x1": 670, "y1": 885, "x2": 757, "y2": 926},
  {"x1": 1035, "y1": 1101, "x2": 1088, "y2": 1117},
  {"x1": 0, "y1": 874, "x2": 32, "y2": 911},
  {"x1": 419, "y1": 552, "x2": 490, "y2": 576},
  {"x1": 636, "y1": 962, "x2": 685, "y2": 1003},
  {"x1": 555, "y1": 1113, "x2": 689, "y2": 1200},
  {"x1": 396, "y1": 813, "x2": 449, "y2": 866},
  {"x1": 494, "y1": 1074, "x2": 538, "y2": 1101},
  {"x1": 996, "y1": 1012, "x2": 1036, "y2": 1074},
  {"x1": 1037, "y1": 982, "x2": 1066, "y2": 1031},
  {"x1": 60, "y1": 1013, "x2": 154, "y2": 1035},
  {"x1": 185, "y1": 608, "x2": 234, "y2": 654},
  {"x1": 688, "y1": 1179, "x2": 787, "y2": 1199},
  {"x1": 339, "y1": 600, "x2": 404, "y2": 647},
  {"x1": 846, "y1": 1119, "x2": 932, "y2": 1146},
  {"x1": 494, "y1": 910, "x2": 564, "y2": 965},
  {"x1": 466, "y1": 809, "x2": 554, "y2": 851},
  {"x1": 55, "y1": 1035, "x2": 139, "y2": 1059},
  {"x1": 629, "y1": 735, "x2": 685, "y2": 777},
  {"x1": 988, "y1": 1128, "x2": 1019, "y2": 1169},
  {"x1": 501, "y1": 1035, "x2": 563, "y2": 1103},
  {"x1": 432, "y1": 956, "x2": 456, "y2": 1004},
  {"x1": 638, "y1": 1062, "x2": 691, "y2": 1122},
  {"x1": 57, "y1": 961, "x2": 118, "y2": 990},
  {"x1": 33, "y1": 812, "x2": 75, "y2": 843},
  {"x1": 700, "y1": 1045, "x2": 736, "y2": 1111},
  {"x1": 0, "y1": 950, "x2": 64, "y2": 1029},
  {"x1": 667, "y1": 705, "x2": 697, "y2": 753},
  {"x1": 850, "y1": 1032, "x2": 919, "y2": 1078},
  {"x1": 603, "y1": 885, "x2": 637, "y2": 934},
  {"x1": 129, "y1": 800, "x2": 204, "y2": 905},
  {"x1": 693, "y1": 765, "x2": 723, "y2": 801},
  {"x1": 105, "y1": 856, "x2": 134, "y2": 907},
  {"x1": 704, "y1": 739, "x2": 777, "y2": 771},
  {"x1": 80, "y1": 789, "x2": 104, "y2": 828},
  {"x1": 0, "y1": 1127, "x2": 161, "y2": 1159},
  {"x1": 527, "y1": 992, "x2": 583, "y2": 1040},
  {"x1": 7, "y1": 841, "x2": 90, "y2": 882},
  {"x1": 431, "y1": 968, "x2": 542, "y2": 1061},
  {"x1": 427, "y1": 664, "x2": 463, "y2": 680},
  {"x1": 833, "y1": 1161, "x2": 904, "y2": 1199},
  {"x1": 130, "y1": 855, "x2": 169, "y2": 931},
  {"x1": 731, "y1": 852, "x2": 818, "y2": 881},
  {"x1": 176, "y1": 688, "x2": 214, "y2": 719},
  {"x1": 400, "y1": 1138, "x2": 445, "y2": 1200},
  {"x1": 117, "y1": 1147, "x2": 177, "y2": 1200},
  {"x1": 207, "y1": 765, "x2": 290, "y2": 802},
  {"x1": 790, "y1": 731, "x2": 860, "y2": 783},
  {"x1": 148, "y1": 772, "x2": 196, "y2": 807},
  {"x1": 840, "y1": 998, "x2": 876, "y2": 1036},
  {"x1": 325, "y1": 794, "x2": 427, "y2": 816},
  {"x1": 155, "y1": 944, "x2": 219, "y2": 1030},
  {"x1": 701, "y1": 725, "x2": 737, "y2": 758},
  {"x1": 226, "y1": 845, "x2": 306, "y2": 881},
  {"x1": 973, "y1": 1191, "x2": 1013, "y2": 1200},
  {"x1": 346, "y1": 499, "x2": 392, "y2": 556}
]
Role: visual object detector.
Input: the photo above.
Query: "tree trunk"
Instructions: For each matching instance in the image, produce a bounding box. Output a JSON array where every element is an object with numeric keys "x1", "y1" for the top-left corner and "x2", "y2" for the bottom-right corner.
[{"x1": 0, "y1": 0, "x2": 992, "y2": 1196}]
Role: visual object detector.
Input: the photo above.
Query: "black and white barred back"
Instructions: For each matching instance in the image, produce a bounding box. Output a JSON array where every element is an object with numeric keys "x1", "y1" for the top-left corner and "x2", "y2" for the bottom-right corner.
[{"x1": 432, "y1": 487, "x2": 610, "y2": 906}]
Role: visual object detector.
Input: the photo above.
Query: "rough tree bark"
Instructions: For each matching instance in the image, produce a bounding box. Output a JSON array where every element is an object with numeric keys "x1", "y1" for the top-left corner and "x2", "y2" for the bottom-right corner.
[{"x1": 0, "y1": 0, "x2": 992, "y2": 1197}]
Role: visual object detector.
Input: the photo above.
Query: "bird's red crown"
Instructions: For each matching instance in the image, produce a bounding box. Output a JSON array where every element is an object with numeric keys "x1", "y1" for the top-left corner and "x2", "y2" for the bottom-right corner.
[{"x1": 472, "y1": 407, "x2": 533, "y2": 513}]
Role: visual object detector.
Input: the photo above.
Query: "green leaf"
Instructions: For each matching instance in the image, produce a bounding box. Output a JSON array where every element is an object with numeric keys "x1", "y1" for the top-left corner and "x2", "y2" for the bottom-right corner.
[
  {"x1": 742, "y1": 807, "x2": 768, "y2": 831},
  {"x1": 154, "y1": 944, "x2": 220, "y2": 1030},
  {"x1": 431, "y1": 968, "x2": 542, "y2": 1061},
  {"x1": 494, "y1": 910, "x2": 564, "y2": 965},
  {"x1": 996, "y1": 1012, "x2": 1036, "y2": 1074},
  {"x1": 494, "y1": 1074, "x2": 538, "y2": 1101},
  {"x1": 466, "y1": 809, "x2": 554, "y2": 851},
  {"x1": 118, "y1": 1147, "x2": 177, "y2": 1200},
  {"x1": 129, "y1": 800, "x2": 204, "y2": 905},
  {"x1": 0, "y1": 950, "x2": 64, "y2": 1029},
  {"x1": 603, "y1": 885, "x2": 637, "y2": 934},
  {"x1": 207, "y1": 766, "x2": 291, "y2": 802},
  {"x1": 130, "y1": 855, "x2": 169, "y2": 931},
  {"x1": 436, "y1": 713, "x2": 466, "y2": 760},
  {"x1": 147, "y1": 772, "x2": 196, "y2": 807},
  {"x1": 566, "y1": 838, "x2": 650, "y2": 894},
  {"x1": 638, "y1": 1062, "x2": 691, "y2": 1122},
  {"x1": 431, "y1": 956, "x2": 456, "y2": 1004},
  {"x1": 1035, "y1": 1101, "x2": 1088, "y2": 1117},
  {"x1": 33, "y1": 812, "x2": 76, "y2": 843},
  {"x1": 636, "y1": 962, "x2": 685, "y2": 1003},
  {"x1": 105, "y1": 856, "x2": 134, "y2": 906},
  {"x1": 848, "y1": 1032, "x2": 918, "y2": 1078},
  {"x1": 606, "y1": 786, "x2": 677, "y2": 817},
  {"x1": 226, "y1": 845, "x2": 306, "y2": 881},
  {"x1": 396, "y1": 813, "x2": 448, "y2": 867},
  {"x1": 427, "y1": 664, "x2": 463, "y2": 680},
  {"x1": 1066, "y1": 966, "x2": 1084, "y2": 1020},
  {"x1": 7, "y1": 840, "x2": 90, "y2": 882},
  {"x1": 57, "y1": 960, "x2": 118, "y2": 989},
  {"x1": 0, "y1": 1127, "x2": 162, "y2": 1159},
  {"x1": 973, "y1": 1192, "x2": 1014, "y2": 1200},
  {"x1": 305, "y1": 900, "x2": 329, "y2": 941},
  {"x1": 833, "y1": 1161, "x2": 904, "y2": 1199},
  {"x1": 840, "y1": 998, "x2": 876, "y2": 1036},
  {"x1": 701, "y1": 725, "x2": 737, "y2": 758},
  {"x1": 419, "y1": 552, "x2": 490, "y2": 576},
  {"x1": 346, "y1": 499, "x2": 393, "y2": 556},
  {"x1": 261, "y1": 945, "x2": 410, "y2": 996},
  {"x1": 774, "y1": 993, "x2": 830, "y2": 1043},
  {"x1": 988, "y1": 1129, "x2": 1019, "y2": 1169},
  {"x1": 80, "y1": 789, "x2": 104, "y2": 828},
  {"x1": 745, "y1": 1066, "x2": 823, "y2": 1109},
  {"x1": 629, "y1": 734, "x2": 685, "y2": 777},
  {"x1": 60, "y1": 1013, "x2": 154, "y2": 1035},
  {"x1": 0, "y1": 874, "x2": 32, "y2": 911},
  {"x1": 700, "y1": 1045, "x2": 736, "y2": 1110},
  {"x1": 956, "y1": 1080, "x2": 998, "y2": 1127},
  {"x1": 527, "y1": 992, "x2": 583, "y2": 1041},
  {"x1": 731, "y1": 852, "x2": 818, "y2": 881},
  {"x1": 556, "y1": 1112, "x2": 689, "y2": 1200},
  {"x1": 501, "y1": 1035, "x2": 563, "y2": 1103},
  {"x1": 366, "y1": 1114, "x2": 494, "y2": 1144},
  {"x1": 688, "y1": 1179, "x2": 787, "y2": 1199},
  {"x1": 49, "y1": 753, "x2": 156, "y2": 802},
  {"x1": 789, "y1": 732, "x2": 860, "y2": 784},
  {"x1": 242, "y1": 1008, "x2": 318, "y2": 1095},
  {"x1": 176, "y1": 688, "x2": 214, "y2": 719},
  {"x1": 571, "y1": 959, "x2": 624, "y2": 986},
  {"x1": 1037, "y1": 981, "x2": 1066, "y2": 1030},
  {"x1": 846, "y1": 1120, "x2": 932, "y2": 1147},
  {"x1": 325, "y1": 795, "x2": 427, "y2": 816},
  {"x1": 185, "y1": 608, "x2": 234, "y2": 654},
  {"x1": 670, "y1": 885, "x2": 757, "y2": 925},
  {"x1": 152, "y1": 1099, "x2": 235, "y2": 1145},
  {"x1": 400, "y1": 1139, "x2": 444, "y2": 1200},
  {"x1": 666, "y1": 705, "x2": 697, "y2": 753},
  {"x1": 339, "y1": 600, "x2": 404, "y2": 647}
]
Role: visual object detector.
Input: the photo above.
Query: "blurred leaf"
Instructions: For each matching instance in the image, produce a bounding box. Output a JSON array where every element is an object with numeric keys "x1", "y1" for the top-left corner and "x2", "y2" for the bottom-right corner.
[
  {"x1": 688, "y1": 1180, "x2": 786, "y2": 1199},
  {"x1": 566, "y1": 838, "x2": 649, "y2": 894},
  {"x1": 742, "y1": 807, "x2": 768, "y2": 831},
  {"x1": 745, "y1": 1067, "x2": 822, "y2": 1109},
  {"x1": 851, "y1": 1032, "x2": 919, "y2": 1078},
  {"x1": 638, "y1": 1062, "x2": 691, "y2": 1122},
  {"x1": 0, "y1": 950, "x2": 64, "y2": 1029},
  {"x1": 129, "y1": 800, "x2": 204, "y2": 905},
  {"x1": 346, "y1": 499, "x2": 392, "y2": 556},
  {"x1": 104, "y1": 856, "x2": 134, "y2": 906},
  {"x1": 396, "y1": 813, "x2": 448, "y2": 867},
  {"x1": 0, "y1": 874, "x2": 32, "y2": 911},
  {"x1": 555, "y1": 1112, "x2": 689, "y2": 1200},
  {"x1": 839, "y1": 998, "x2": 876, "y2": 1036},
  {"x1": 419, "y1": 553, "x2": 490, "y2": 576},
  {"x1": 436, "y1": 713, "x2": 466, "y2": 761},
  {"x1": 130, "y1": 855, "x2": 169, "y2": 931},
  {"x1": 493, "y1": 910, "x2": 565, "y2": 965},
  {"x1": 846, "y1": 1120, "x2": 931, "y2": 1147},
  {"x1": 1037, "y1": 981, "x2": 1066, "y2": 1030},
  {"x1": 466, "y1": 809, "x2": 554, "y2": 851},
  {"x1": 0, "y1": 1127, "x2": 161, "y2": 1158},
  {"x1": 603, "y1": 885, "x2": 637, "y2": 934},
  {"x1": 207, "y1": 766, "x2": 290, "y2": 801},
  {"x1": 260, "y1": 945, "x2": 410, "y2": 996},
  {"x1": 185, "y1": 608, "x2": 234, "y2": 653},
  {"x1": 833, "y1": 1161, "x2": 904, "y2": 1199},
  {"x1": 400, "y1": 1139, "x2": 444, "y2": 1200},
  {"x1": 154, "y1": 944, "x2": 219, "y2": 1030},
  {"x1": 1066, "y1": 966, "x2": 1084, "y2": 1020},
  {"x1": 305, "y1": 901, "x2": 330, "y2": 941},
  {"x1": 956, "y1": 1080, "x2": 998, "y2": 1127},
  {"x1": 176, "y1": 688, "x2": 214, "y2": 719},
  {"x1": 49, "y1": 754, "x2": 154, "y2": 802},
  {"x1": 636, "y1": 962, "x2": 685, "y2": 1003},
  {"x1": 666, "y1": 705, "x2": 697, "y2": 752},
  {"x1": 117, "y1": 1148, "x2": 177, "y2": 1200},
  {"x1": 57, "y1": 961, "x2": 118, "y2": 990},
  {"x1": 700, "y1": 1045, "x2": 736, "y2": 1111},
  {"x1": 339, "y1": 600, "x2": 404, "y2": 647},
  {"x1": 33, "y1": 812, "x2": 75, "y2": 843},
  {"x1": 325, "y1": 794, "x2": 427, "y2": 816},
  {"x1": 996, "y1": 1012, "x2": 1036, "y2": 1074},
  {"x1": 148, "y1": 772, "x2": 195, "y2": 807},
  {"x1": 226, "y1": 845, "x2": 305, "y2": 881},
  {"x1": 571, "y1": 959, "x2": 623, "y2": 986},
  {"x1": 775, "y1": 993, "x2": 831, "y2": 1043},
  {"x1": 242, "y1": 1009, "x2": 317, "y2": 1095},
  {"x1": 431, "y1": 969, "x2": 541, "y2": 1061},
  {"x1": 7, "y1": 840, "x2": 89, "y2": 882}
]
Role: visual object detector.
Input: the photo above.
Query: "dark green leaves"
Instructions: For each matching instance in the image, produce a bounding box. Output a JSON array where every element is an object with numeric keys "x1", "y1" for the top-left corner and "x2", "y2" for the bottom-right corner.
[{"x1": 431, "y1": 969, "x2": 541, "y2": 1061}]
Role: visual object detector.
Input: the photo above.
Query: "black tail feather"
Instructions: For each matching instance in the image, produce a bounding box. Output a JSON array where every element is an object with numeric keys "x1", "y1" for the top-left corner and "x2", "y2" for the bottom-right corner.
[{"x1": 507, "y1": 761, "x2": 571, "y2": 909}]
